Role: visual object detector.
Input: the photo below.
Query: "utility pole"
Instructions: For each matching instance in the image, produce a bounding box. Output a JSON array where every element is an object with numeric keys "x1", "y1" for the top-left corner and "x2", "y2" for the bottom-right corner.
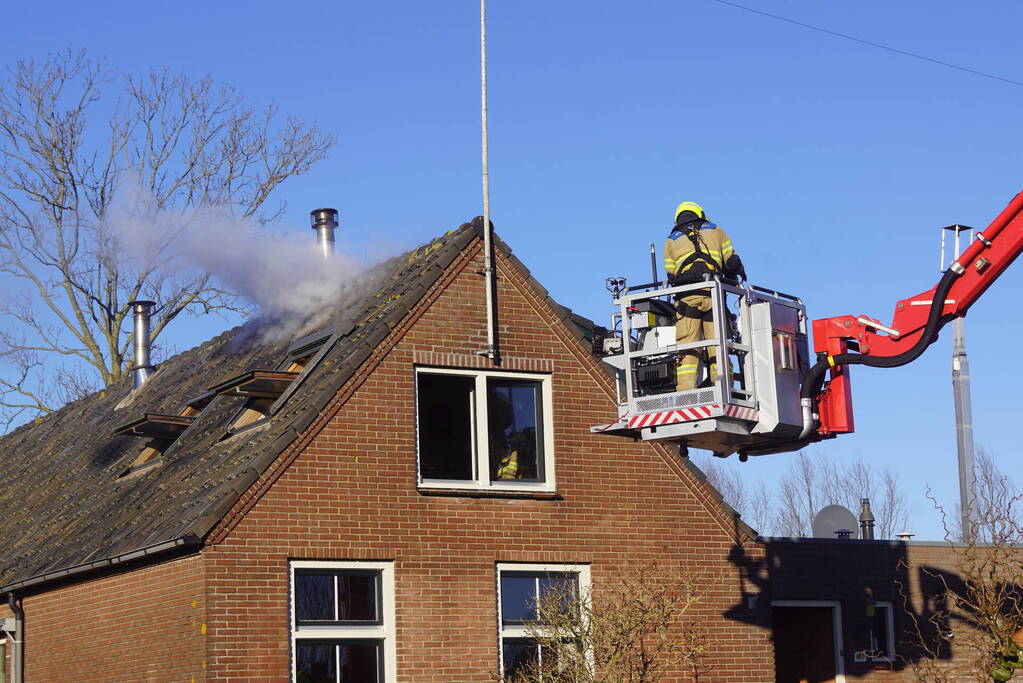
[{"x1": 942, "y1": 224, "x2": 977, "y2": 540}]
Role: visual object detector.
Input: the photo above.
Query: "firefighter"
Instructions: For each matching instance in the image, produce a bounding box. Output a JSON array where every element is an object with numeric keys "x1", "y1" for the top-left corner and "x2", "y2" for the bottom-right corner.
[{"x1": 663, "y1": 201, "x2": 746, "y2": 391}]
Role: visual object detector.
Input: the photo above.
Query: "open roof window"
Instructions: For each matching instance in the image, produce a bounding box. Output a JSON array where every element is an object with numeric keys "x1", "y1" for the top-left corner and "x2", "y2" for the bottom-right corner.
[
  {"x1": 283, "y1": 331, "x2": 331, "y2": 372},
  {"x1": 205, "y1": 369, "x2": 300, "y2": 431},
  {"x1": 114, "y1": 413, "x2": 196, "y2": 478}
]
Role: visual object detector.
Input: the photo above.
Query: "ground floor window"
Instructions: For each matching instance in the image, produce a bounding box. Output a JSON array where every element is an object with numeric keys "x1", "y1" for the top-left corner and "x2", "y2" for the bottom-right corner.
[
  {"x1": 496, "y1": 563, "x2": 590, "y2": 681},
  {"x1": 867, "y1": 600, "x2": 895, "y2": 660},
  {"x1": 291, "y1": 560, "x2": 395, "y2": 683}
]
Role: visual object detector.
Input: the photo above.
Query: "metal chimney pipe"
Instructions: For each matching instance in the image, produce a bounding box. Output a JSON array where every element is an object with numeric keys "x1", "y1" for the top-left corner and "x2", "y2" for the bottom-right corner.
[
  {"x1": 859, "y1": 498, "x2": 876, "y2": 540},
  {"x1": 310, "y1": 208, "x2": 338, "y2": 259},
  {"x1": 128, "y1": 300, "x2": 155, "y2": 390}
]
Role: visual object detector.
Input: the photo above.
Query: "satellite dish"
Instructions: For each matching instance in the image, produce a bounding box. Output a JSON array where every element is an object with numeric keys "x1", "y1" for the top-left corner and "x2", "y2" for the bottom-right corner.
[{"x1": 812, "y1": 505, "x2": 858, "y2": 539}]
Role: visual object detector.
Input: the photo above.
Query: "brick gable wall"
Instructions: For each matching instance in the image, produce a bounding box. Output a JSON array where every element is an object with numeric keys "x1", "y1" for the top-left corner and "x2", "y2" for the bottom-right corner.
[{"x1": 203, "y1": 239, "x2": 774, "y2": 681}]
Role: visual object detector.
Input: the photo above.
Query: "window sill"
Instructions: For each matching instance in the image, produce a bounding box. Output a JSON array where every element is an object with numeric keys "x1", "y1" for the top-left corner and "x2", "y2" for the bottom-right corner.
[{"x1": 417, "y1": 486, "x2": 562, "y2": 501}]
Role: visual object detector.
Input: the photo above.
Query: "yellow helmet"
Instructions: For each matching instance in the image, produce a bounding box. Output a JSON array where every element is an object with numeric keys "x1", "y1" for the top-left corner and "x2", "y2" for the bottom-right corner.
[{"x1": 674, "y1": 201, "x2": 705, "y2": 222}]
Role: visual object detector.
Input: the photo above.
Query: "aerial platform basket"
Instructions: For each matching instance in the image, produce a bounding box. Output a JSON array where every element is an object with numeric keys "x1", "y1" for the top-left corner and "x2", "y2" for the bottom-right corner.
[{"x1": 590, "y1": 277, "x2": 818, "y2": 459}]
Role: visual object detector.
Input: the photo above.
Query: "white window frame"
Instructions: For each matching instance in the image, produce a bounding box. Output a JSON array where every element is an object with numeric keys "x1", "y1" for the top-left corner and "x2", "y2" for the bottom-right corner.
[
  {"x1": 868, "y1": 600, "x2": 896, "y2": 662},
  {"x1": 496, "y1": 563, "x2": 591, "y2": 679},
  {"x1": 415, "y1": 367, "x2": 555, "y2": 492},
  {"x1": 290, "y1": 560, "x2": 396, "y2": 683}
]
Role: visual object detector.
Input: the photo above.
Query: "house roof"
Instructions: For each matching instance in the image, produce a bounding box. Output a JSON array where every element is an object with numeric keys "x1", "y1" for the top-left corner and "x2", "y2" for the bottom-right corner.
[{"x1": 0, "y1": 218, "x2": 610, "y2": 591}]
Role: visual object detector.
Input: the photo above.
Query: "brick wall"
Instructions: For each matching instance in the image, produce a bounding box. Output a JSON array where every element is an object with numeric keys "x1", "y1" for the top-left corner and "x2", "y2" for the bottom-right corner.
[
  {"x1": 5, "y1": 553, "x2": 206, "y2": 682},
  {"x1": 203, "y1": 239, "x2": 775, "y2": 681}
]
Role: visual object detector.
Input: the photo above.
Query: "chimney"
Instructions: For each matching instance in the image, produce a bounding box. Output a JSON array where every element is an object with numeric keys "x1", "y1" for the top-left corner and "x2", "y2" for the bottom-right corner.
[
  {"x1": 310, "y1": 208, "x2": 338, "y2": 258},
  {"x1": 859, "y1": 498, "x2": 876, "y2": 540},
  {"x1": 128, "y1": 301, "x2": 155, "y2": 389},
  {"x1": 896, "y1": 532, "x2": 915, "y2": 541}
]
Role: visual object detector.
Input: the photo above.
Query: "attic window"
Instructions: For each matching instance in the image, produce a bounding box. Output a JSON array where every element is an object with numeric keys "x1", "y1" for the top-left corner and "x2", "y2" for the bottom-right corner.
[
  {"x1": 232, "y1": 398, "x2": 275, "y2": 429},
  {"x1": 207, "y1": 370, "x2": 299, "y2": 432},
  {"x1": 114, "y1": 413, "x2": 196, "y2": 477},
  {"x1": 114, "y1": 413, "x2": 195, "y2": 440},
  {"x1": 286, "y1": 354, "x2": 314, "y2": 373},
  {"x1": 283, "y1": 332, "x2": 330, "y2": 373},
  {"x1": 208, "y1": 370, "x2": 299, "y2": 399}
]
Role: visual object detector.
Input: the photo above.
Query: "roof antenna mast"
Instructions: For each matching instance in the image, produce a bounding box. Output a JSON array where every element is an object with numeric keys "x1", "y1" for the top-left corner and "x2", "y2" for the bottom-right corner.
[
  {"x1": 480, "y1": 0, "x2": 500, "y2": 363},
  {"x1": 942, "y1": 224, "x2": 977, "y2": 541}
]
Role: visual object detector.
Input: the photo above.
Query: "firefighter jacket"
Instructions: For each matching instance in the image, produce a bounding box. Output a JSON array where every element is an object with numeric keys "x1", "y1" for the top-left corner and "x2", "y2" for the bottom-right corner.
[{"x1": 663, "y1": 220, "x2": 745, "y2": 284}]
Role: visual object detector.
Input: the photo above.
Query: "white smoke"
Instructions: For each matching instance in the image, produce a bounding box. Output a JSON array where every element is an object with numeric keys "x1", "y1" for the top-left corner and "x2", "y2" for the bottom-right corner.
[{"x1": 105, "y1": 175, "x2": 366, "y2": 339}]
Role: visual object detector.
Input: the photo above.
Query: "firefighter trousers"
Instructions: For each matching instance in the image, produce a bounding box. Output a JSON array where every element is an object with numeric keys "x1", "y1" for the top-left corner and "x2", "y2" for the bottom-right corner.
[{"x1": 675, "y1": 293, "x2": 717, "y2": 391}]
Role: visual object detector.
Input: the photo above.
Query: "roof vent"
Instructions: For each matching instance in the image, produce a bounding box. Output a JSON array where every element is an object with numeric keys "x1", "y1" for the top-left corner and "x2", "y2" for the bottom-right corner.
[
  {"x1": 128, "y1": 301, "x2": 155, "y2": 390},
  {"x1": 310, "y1": 208, "x2": 338, "y2": 258}
]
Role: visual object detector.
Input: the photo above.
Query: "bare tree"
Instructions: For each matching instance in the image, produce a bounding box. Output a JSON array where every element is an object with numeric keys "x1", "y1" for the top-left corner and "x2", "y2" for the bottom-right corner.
[
  {"x1": 501, "y1": 563, "x2": 714, "y2": 683},
  {"x1": 903, "y1": 450, "x2": 1023, "y2": 682},
  {"x1": 773, "y1": 452, "x2": 910, "y2": 539},
  {"x1": 698, "y1": 452, "x2": 910, "y2": 538},
  {"x1": 696, "y1": 456, "x2": 773, "y2": 533},
  {"x1": 0, "y1": 49, "x2": 335, "y2": 428}
]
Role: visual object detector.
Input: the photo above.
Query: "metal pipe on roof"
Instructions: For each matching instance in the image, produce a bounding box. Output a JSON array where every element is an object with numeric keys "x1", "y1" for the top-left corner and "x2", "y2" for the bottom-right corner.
[
  {"x1": 310, "y1": 208, "x2": 338, "y2": 259},
  {"x1": 128, "y1": 301, "x2": 155, "y2": 390},
  {"x1": 859, "y1": 498, "x2": 876, "y2": 540}
]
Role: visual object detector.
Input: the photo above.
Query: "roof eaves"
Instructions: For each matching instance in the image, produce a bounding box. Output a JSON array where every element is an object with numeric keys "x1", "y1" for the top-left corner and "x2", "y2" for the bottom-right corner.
[{"x1": 0, "y1": 534, "x2": 201, "y2": 594}]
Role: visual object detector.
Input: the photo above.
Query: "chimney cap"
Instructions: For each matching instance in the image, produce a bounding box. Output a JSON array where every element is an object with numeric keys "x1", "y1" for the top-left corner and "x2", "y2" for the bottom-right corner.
[
  {"x1": 859, "y1": 498, "x2": 876, "y2": 523},
  {"x1": 310, "y1": 208, "x2": 339, "y2": 228}
]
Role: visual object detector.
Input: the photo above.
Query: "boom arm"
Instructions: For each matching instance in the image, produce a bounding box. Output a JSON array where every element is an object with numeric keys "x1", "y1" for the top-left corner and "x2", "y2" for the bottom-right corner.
[{"x1": 805, "y1": 190, "x2": 1023, "y2": 437}]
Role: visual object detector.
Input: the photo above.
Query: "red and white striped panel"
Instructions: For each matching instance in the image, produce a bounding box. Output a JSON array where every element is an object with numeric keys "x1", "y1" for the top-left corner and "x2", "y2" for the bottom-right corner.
[
  {"x1": 628, "y1": 404, "x2": 721, "y2": 429},
  {"x1": 723, "y1": 404, "x2": 759, "y2": 421}
]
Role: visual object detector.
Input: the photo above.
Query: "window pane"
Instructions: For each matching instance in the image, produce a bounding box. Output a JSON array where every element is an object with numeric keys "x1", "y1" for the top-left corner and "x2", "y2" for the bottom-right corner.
[
  {"x1": 501, "y1": 574, "x2": 539, "y2": 624},
  {"x1": 488, "y1": 379, "x2": 543, "y2": 482},
  {"x1": 337, "y1": 573, "x2": 378, "y2": 622},
  {"x1": 295, "y1": 573, "x2": 335, "y2": 622},
  {"x1": 540, "y1": 574, "x2": 579, "y2": 618},
  {"x1": 297, "y1": 641, "x2": 382, "y2": 683},
  {"x1": 503, "y1": 638, "x2": 538, "y2": 679},
  {"x1": 296, "y1": 643, "x2": 336, "y2": 683},
  {"x1": 869, "y1": 605, "x2": 891, "y2": 655},
  {"x1": 339, "y1": 642, "x2": 381, "y2": 682},
  {"x1": 502, "y1": 572, "x2": 579, "y2": 624},
  {"x1": 417, "y1": 374, "x2": 475, "y2": 480}
]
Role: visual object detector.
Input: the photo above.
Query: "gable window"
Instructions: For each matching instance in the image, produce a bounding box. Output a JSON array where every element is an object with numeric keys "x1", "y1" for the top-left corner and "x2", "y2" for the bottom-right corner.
[
  {"x1": 496, "y1": 563, "x2": 590, "y2": 680},
  {"x1": 290, "y1": 560, "x2": 395, "y2": 683},
  {"x1": 415, "y1": 368, "x2": 554, "y2": 491}
]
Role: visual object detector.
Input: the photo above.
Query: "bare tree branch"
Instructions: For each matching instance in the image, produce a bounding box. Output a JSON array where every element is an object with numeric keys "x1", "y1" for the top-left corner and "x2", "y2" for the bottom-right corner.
[{"x1": 0, "y1": 49, "x2": 336, "y2": 429}]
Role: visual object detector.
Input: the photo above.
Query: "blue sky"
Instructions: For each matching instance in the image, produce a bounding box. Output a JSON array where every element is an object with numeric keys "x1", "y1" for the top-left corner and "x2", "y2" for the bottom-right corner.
[{"x1": 2, "y1": 1, "x2": 1022, "y2": 539}]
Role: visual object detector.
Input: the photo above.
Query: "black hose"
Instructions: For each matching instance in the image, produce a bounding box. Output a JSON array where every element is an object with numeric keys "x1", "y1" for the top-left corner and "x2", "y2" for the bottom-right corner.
[{"x1": 800, "y1": 268, "x2": 961, "y2": 401}]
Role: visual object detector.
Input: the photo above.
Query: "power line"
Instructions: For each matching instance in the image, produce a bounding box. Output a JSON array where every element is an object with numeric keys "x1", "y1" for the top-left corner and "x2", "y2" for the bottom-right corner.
[{"x1": 707, "y1": 0, "x2": 1023, "y2": 88}]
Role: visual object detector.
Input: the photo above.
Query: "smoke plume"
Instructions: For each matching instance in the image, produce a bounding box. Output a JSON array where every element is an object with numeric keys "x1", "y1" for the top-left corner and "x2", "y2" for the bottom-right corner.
[{"x1": 105, "y1": 175, "x2": 366, "y2": 338}]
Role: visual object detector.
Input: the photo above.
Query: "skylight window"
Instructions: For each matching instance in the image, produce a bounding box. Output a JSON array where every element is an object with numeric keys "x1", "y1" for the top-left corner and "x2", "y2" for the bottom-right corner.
[{"x1": 114, "y1": 412, "x2": 197, "y2": 478}]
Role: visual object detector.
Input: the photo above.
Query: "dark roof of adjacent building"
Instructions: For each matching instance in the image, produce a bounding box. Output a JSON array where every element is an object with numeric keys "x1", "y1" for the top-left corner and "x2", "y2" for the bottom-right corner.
[{"x1": 0, "y1": 218, "x2": 609, "y2": 591}]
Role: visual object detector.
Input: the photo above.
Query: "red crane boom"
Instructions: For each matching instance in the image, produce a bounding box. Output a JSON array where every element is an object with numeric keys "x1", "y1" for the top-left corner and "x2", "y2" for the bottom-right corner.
[{"x1": 809, "y1": 191, "x2": 1023, "y2": 437}]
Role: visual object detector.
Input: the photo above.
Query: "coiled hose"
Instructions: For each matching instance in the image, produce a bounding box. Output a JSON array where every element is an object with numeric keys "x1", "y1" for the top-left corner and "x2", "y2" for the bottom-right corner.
[{"x1": 798, "y1": 269, "x2": 961, "y2": 434}]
